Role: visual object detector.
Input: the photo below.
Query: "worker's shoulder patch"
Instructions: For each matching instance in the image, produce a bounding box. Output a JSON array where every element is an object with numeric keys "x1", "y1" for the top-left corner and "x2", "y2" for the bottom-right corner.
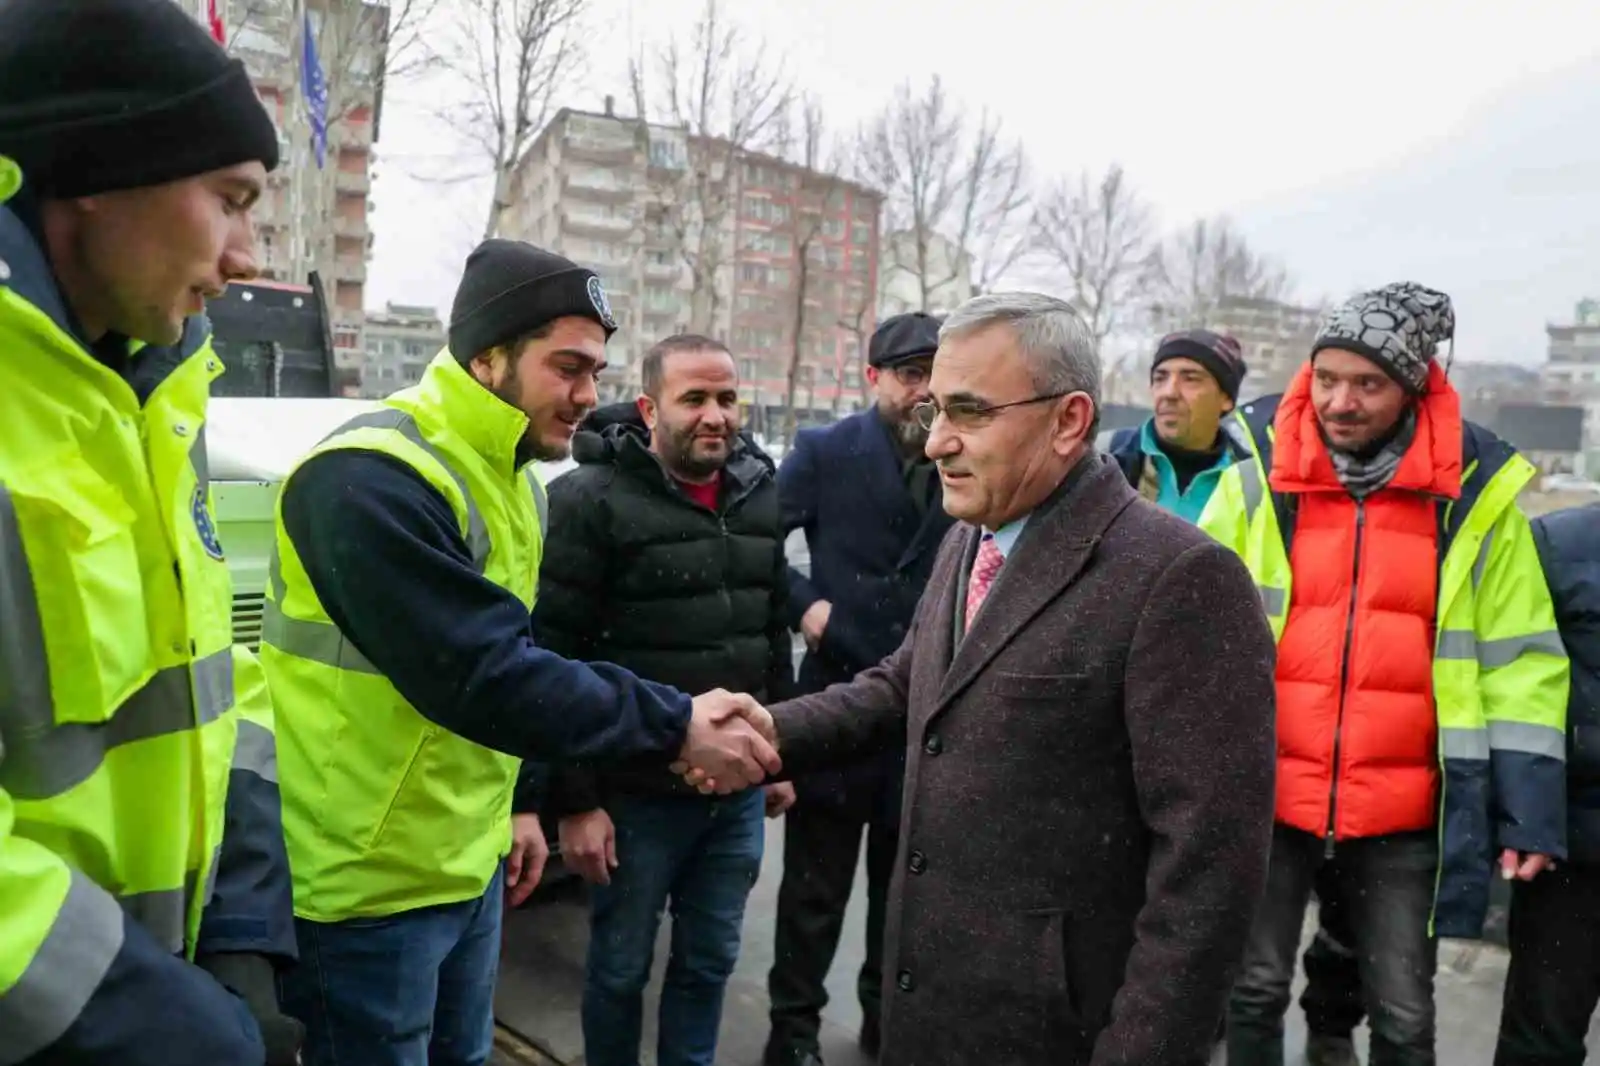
[{"x1": 191, "y1": 483, "x2": 226, "y2": 561}]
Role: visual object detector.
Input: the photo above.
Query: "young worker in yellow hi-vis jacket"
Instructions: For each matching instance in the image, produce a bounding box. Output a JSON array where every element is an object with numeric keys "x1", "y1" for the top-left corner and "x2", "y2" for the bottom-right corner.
[
  {"x1": 264, "y1": 238, "x2": 783, "y2": 1066},
  {"x1": 0, "y1": 1, "x2": 303, "y2": 1063}
]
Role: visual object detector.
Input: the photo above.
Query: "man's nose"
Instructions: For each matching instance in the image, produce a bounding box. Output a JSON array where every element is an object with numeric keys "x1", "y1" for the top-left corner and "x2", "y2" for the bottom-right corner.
[
  {"x1": 924, "y1": 416, "x2": 959, "y2": 461},
  {"x1": 1325, "y1": 385, "x2": 1359, "y2": 412},
  {"x1": 572, "y1": 372, "x2": 599, "y2": 409},
  {"x1": 221, "y1": 237, "x2": 259, "y2": 283}
]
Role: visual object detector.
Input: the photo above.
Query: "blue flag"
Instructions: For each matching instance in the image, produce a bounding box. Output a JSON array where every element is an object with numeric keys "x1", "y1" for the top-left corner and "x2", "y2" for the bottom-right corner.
[{"x1": 301, "y1": 11, "x2": 328, "y2": 168}]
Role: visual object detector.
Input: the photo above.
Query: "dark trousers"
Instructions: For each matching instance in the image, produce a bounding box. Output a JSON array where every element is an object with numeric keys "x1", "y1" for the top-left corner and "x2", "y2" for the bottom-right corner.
[
  {"x1": 1228, "y1": 826, "x2": 1439, "y2": 1066},
  {"x1": 281, "y1": 866, "x2": 504, "y2": 1066},
  {"x1": 765, "y1": 804, "x2": 897, "y2": 1060},
  {"x1": 582, "y1": 789, "x2": 765, "y2": 1066},
  {"x1": 1300, "y1": 862, "x2": 1366, "y2": 1038},
  {"x1": 1494, "y1": 864, "x2": 1600, "y2": 1066}
]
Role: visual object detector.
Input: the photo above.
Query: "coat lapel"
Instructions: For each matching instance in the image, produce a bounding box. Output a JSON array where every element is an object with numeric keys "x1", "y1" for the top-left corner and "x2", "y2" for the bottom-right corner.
[
  {"x1": 927, "y1": 457, "x2": 1138, "y2": 722},
  {"x1": 851, "y1": 408, "x2": 921, "y2": 534},
  {"x1": 896, "y1": 478, "x2": 953, "y2": 572}
]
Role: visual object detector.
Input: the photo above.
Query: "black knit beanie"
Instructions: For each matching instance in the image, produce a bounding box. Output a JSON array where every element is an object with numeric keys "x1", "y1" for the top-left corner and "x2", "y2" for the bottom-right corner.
[
  {"x1": 448, "y1": 239, "x2": 619, "y2": 363},
  {"x1": 0, "y1": 0, "x2": 280, "y2": 198},
  {"x1": 1151, "y1": 329, "x2": 1248, "y2": 402}
]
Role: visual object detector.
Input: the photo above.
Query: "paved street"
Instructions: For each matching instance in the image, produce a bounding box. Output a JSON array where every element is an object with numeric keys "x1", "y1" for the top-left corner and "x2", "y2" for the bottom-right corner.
[{"x1": 492, "y1": 816, "x2": 1596, "y2": 1065}]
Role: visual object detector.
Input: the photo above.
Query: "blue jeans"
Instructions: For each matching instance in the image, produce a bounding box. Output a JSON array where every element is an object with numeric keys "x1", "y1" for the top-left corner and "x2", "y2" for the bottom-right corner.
[
  {"x1": 280, "y1": 866, "x2": 505, "y2": 1066},
  {"x1": 1228, "y1": 826, "x2": 1439, "y2": 1066},
  {"x1": 582, "y1": 788, "x2": 765, "y2": 1066}
]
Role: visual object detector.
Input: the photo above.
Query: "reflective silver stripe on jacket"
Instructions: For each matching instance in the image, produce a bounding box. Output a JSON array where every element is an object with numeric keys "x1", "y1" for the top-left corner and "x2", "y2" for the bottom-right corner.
[
  {"x1": 0, "y1": 486, "x2": 234, "y2": 802},
  {"x1": 0, "y1": 870, "x2": 125, "y2": 1065},
  {"x1": 1232, "y1": 461, "x2": 1287, "y2": 616},
  {"x1": 232, "y1": 719, "x2": 277, "y2": 783},
  {"x1": 262, "y1": 408, "x2": 497, "y2": 670},
  {"x1": 327, "y1": 409, "x2": 491, "y2": 564},
  {"x1": 525, "y1": 465, "x2": 548, "y2": 536}
]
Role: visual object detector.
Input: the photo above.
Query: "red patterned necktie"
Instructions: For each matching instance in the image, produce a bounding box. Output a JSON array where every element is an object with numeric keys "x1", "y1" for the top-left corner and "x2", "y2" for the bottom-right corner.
[{"x1": 964, "y1": 534, "x2": 1005, "y2": 632}]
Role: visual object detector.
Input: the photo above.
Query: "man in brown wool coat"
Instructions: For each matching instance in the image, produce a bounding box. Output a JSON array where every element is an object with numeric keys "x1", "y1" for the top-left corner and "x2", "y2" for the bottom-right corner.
[{"x1": 682, "y1": 292, "x2": 1278, "y2": 1066}]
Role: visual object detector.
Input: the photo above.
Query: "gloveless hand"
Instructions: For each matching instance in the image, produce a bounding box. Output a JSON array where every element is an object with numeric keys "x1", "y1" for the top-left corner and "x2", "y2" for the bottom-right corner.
[
  {"x1": 559, "y1": 808, "x2": 618, "y2": 886},
  {"x1": 506, "y1": 813, "x2": 549, "y2": 907},
  {"x1": 1500, "y1": 847, "x2": 1556, "y2": 881},
  {"x1": 669, "y1": 689, "x2": 781, "y2": 794},
  {"x1": 800, "y1": 600, "x2": 832, "y2": 652}
]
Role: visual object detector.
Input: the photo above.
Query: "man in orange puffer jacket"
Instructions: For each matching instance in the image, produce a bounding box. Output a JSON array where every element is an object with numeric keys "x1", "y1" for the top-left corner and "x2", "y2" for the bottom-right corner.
[{"x1": 1202, "y1": 282, "x2": 1570, "y2": 1066}]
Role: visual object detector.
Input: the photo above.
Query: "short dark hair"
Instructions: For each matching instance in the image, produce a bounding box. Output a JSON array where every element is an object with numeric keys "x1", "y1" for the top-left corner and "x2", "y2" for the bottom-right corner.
[{"x1": 640, "y1": 333, "x2": 732, "y2": 398}]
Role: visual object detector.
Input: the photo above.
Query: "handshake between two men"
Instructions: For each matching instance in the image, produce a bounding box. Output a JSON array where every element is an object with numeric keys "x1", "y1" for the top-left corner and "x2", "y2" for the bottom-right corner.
[{"x1": 670, "y1": 688, "x2": 781, "y2": 793}]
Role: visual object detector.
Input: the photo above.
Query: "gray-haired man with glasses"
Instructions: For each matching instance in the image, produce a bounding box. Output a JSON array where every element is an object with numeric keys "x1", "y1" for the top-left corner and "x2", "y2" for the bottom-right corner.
[{"x1": 704, "y1": 292, "x2": 1279, "y2": 1065}]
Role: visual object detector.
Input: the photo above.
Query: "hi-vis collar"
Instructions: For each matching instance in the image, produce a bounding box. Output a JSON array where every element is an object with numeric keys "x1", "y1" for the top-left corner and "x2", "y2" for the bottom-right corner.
[{"x1": 0, "y1": 155, "x2": 20, "y2": 205}]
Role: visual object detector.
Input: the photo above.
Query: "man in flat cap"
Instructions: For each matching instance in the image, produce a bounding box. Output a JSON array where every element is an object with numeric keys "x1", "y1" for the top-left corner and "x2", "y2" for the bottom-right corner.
[
  {"x1": 763, "y1": 312, "x2": 956, "y2": 1066},
  {"x1": 0, "y1": 1, "x2": 301, "y2": 1064},
  {"x1": 261, "y1": 239, "x2": 781, "y2": 1066}
]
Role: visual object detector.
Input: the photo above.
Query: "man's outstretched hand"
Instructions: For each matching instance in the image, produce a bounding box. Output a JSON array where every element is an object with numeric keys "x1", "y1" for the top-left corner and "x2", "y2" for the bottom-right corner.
[{"x1": 668, "y1": 689, "x2": 781, "y2": 794}]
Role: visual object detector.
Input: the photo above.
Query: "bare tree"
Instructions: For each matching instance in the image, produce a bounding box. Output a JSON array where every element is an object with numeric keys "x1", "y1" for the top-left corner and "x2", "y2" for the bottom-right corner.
[
  {"x1": 1030, "y1": 164, "x2": 1154, "y2": 345},
  {"x1": 775, "y1": 99, "x2": 868, "y2": 441},
  {"x1": 856, "y1": 76, "x2": 1029, "y2": 312},
  {"x1": 433, "y1": 0, "x2": 589, "y2": 239},
  {"x1": 630, "y1": 0, "x2": 795, "y2": 334},
  {"x1": 1143, "y1": 216, "x2": 1293, "y2": 333}
]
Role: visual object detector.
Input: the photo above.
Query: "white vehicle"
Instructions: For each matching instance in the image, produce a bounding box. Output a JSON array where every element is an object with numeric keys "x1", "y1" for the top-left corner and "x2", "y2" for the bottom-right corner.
[{"x1": 207, "y1": 397, "x2": 574, "y2": 647}]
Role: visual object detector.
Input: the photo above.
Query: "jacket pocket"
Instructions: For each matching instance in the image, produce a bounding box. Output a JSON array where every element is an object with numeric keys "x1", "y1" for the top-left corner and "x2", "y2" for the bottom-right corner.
[
  {"x1": 365, "y1": 728, "x2": 432, "y2": 852},
  {"x1": 1024, "y1": 906, "x2": 1079, "y2": 1024},
  {"x1": 8, "y1": 465, "x2": 153, "y2": 725},
  {"x1": 989, "y1": 671, "x2": 1092, "y2": 701}
]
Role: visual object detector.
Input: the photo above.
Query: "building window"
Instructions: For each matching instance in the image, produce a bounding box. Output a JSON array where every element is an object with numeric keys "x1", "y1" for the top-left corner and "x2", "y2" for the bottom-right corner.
[
  {"x1": 333, "y1": 329, "x2": 360, "y2": 349},
  {"x1": 851, "y1": 221, "x2": 870, "y2": 245}
]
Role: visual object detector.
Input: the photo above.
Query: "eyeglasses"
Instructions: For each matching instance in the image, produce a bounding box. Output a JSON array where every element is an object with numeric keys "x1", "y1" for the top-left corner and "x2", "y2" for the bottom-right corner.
[
  {"x1": 890, "y1": 364, "x2": 930, "y2": 387},
  {"x1": 912, "y1": 392, "x2": 1069, "y2": 432}
]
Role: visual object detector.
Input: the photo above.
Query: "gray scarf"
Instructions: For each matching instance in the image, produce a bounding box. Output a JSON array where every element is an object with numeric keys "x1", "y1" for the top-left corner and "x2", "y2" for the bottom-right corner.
[{"x1": 1325, "y1": 410, "x2": 1417, "y2": 499}]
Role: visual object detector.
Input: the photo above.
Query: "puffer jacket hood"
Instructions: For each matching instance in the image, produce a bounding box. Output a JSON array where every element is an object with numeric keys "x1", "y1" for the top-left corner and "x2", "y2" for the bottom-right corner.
[{"x1": 571, "y1": 400, "x2": 776, "y2": 481}]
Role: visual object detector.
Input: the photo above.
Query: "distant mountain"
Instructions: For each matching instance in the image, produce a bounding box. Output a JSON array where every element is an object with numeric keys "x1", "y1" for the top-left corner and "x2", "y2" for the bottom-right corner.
[{"x1": 1231, "y1": 56, "x2": 1600, "y2": 365}]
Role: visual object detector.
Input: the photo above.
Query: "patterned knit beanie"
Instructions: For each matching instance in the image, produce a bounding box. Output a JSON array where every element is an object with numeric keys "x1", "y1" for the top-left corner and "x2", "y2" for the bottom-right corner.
[{"x1": 1311, "y1": 281, "x2": 1455, "y2": 394}]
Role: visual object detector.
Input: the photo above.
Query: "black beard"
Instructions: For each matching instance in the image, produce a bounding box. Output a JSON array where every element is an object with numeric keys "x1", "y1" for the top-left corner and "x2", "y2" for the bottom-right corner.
[{"x1": 663, "y1": 427, "x2": 730, "y2": 480}]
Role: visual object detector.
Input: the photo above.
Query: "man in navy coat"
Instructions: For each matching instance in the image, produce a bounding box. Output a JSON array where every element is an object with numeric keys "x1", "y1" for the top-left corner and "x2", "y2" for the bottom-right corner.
[{"x1": 763, "y1": 313, "x2": 956, "y2": 1066}]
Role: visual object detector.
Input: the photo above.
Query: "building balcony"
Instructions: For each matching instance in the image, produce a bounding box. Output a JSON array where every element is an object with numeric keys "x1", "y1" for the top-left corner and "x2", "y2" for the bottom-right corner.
[
  {"x1": 337, "y1": 121, "x2": 374, "y2": 148},
  {"x1": 335, "y1": 170, "x2": 372, "y2": 195},
  {"x1": 561, "y1": 208, "x2": 633, "y2": 237},
  {"x1": 564, "y1": 133, "x2": 637, "y2": 165},
  {"x1": 333, "y1": 216, "x2": 368, "y2": 239},
  {"x1": 334, "y1": 256, "x2": 368, "y2": 283},
  {"x1": 644, "y1": 260, "x2": 679, "y2": 281},
  {"x1": 564, "y1": 169, "x2": 634, "y2": 201}
]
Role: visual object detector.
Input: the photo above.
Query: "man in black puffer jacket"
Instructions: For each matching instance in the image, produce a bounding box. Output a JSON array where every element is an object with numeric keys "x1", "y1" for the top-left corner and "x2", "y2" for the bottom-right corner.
[
  {"x1": 534, "y1": 334, "x2": 792, "y2": 1066},
  {"x1": 1494, "y1": 501, "x2": 1599, "y2": 1065}
]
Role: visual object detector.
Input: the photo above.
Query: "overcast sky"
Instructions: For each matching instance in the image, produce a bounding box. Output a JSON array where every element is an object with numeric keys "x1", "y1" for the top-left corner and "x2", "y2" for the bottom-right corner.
[{"x1": 364, "y1": 0, "x2": 1600, "y2": 364}]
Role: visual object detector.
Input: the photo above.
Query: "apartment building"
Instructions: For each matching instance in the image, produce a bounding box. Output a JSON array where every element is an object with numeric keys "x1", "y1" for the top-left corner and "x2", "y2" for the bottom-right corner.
[
  {"x1": 1208, "y1": 295, "x2": 1325, "y2": 399},
  {"x1": 192, "y1": 0, "x2": 384, "y2": 396},
  {"x1": 879, "y1": 229, "x2": 974, "y2": 318},
  {"x1": 1541, "y1": 298, "x2": 1600, "y2": 447},
  {"x1": 499, "y1": 104, "x2": 883, "y2": 425},
  {"x1": 360, "y1": 302, "x2": 447, "y2": 397}
]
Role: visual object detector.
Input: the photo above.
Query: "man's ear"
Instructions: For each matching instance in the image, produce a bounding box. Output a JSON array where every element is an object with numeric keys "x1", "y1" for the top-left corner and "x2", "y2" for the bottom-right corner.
[
  {"x1": 1053, "y1": 393, "x2": 1096, "y2": 457},
  {"x1": 636, "y1": 393, "x2": 657, "y2": 433},
  {"x1": 468, "y1": 349, "x2": 500, "y2": 388}
]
